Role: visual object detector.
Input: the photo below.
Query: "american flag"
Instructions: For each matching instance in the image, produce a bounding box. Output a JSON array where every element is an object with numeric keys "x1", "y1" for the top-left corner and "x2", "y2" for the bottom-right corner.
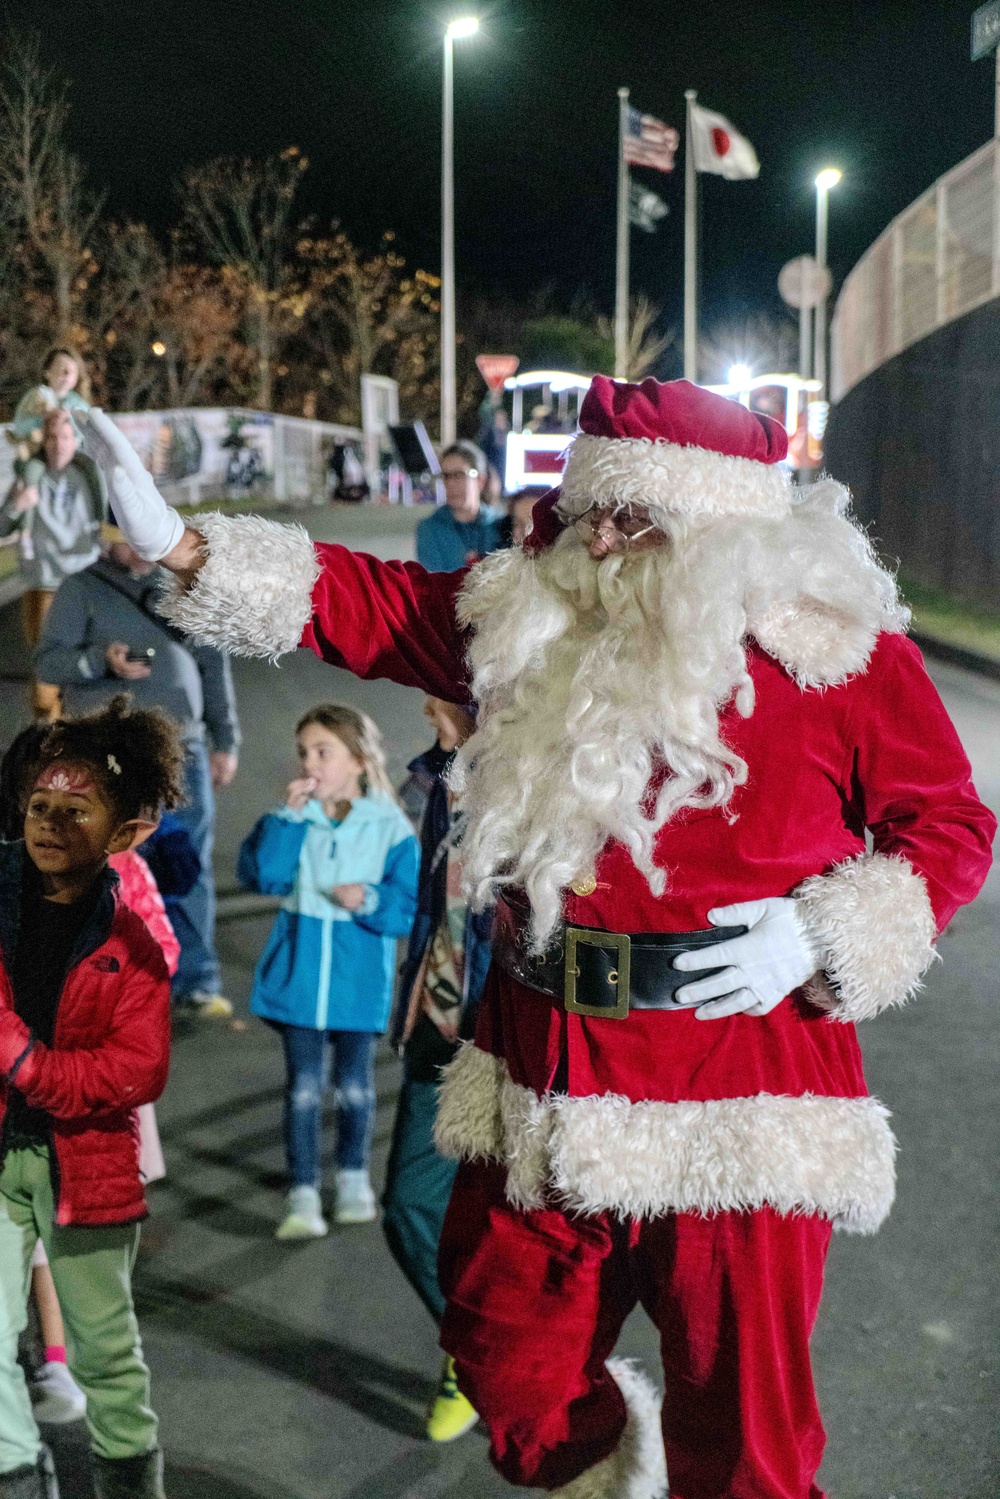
[{"x1": 623, "y1": 106, "x2": 679, "y2": 173}]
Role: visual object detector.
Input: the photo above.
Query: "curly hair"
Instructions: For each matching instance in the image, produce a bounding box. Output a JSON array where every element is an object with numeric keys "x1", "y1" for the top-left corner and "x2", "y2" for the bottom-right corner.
[{"x1": 33, "y1": 696, "x2": 186, "y2": 823}]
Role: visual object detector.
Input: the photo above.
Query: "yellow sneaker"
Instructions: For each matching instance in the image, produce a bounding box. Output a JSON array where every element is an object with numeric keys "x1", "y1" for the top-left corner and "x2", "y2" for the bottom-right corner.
[
  {"x1": 426, "y1": 1355, "x2": 479, "y2": 1442},
  {"x1": 184, "y1": 991, "x2": 234, "y2": 1019}
]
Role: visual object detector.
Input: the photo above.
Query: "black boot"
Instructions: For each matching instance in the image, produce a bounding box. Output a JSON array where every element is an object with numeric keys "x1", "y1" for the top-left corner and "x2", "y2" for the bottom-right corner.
[
  {"x1": 0, "y1": 1444, "x2": 59, "y2": 1499},
  {"x1": 91, "y1": 1449, "x2": 164, "y2": 1499}
]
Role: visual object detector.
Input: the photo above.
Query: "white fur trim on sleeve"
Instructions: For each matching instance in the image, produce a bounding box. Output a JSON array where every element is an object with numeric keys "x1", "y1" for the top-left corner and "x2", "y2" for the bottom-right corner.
[
  {"x1": 557, "y1": 432, "x2": 792, "y2": 522},
  {"x1": 795, "y1": 852, "x2": 938, "y2": 1023},
  {"x1": 158, "y1": 511, "x2": 320, "y2": 660},
  {"x1": 434, "y1": 1041, "x2": 506, "y2": 1162},
  {"x1": 551, "y1": 1360, "x2": 666, "y2": 1499},
  {"x1": 436, "y1": 1044, "x2": 897, "y2": 1234}
]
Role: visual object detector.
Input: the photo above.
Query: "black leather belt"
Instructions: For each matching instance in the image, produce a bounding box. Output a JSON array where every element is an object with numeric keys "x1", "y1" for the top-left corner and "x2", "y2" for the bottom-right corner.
[{"x1": 493, "y1": 892, "x2": 747, "y2": 1020}]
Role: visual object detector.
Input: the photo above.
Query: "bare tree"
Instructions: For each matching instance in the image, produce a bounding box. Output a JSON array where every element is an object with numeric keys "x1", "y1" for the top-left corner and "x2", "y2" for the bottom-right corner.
[
  {"x1": 299, "y1": 228, "x2": 439, "y2": 423},
  {"x1": 85, "y1": 222, "x2": 166, "y2": 409},
  {"x1": 152, "y1": 261, "x2": 248, "y2": 408},
  {"x1": 0, "y1": 32, "x2": 101, "y2": 340},
  {"x1": 178, "y1": 148, "x2": 308, "y2": 409}
]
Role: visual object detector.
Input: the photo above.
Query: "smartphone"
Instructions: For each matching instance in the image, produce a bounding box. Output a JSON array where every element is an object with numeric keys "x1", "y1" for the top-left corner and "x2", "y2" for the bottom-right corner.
[{"x1": 126, "y1": 647, "x2": 156, "y2": 664}]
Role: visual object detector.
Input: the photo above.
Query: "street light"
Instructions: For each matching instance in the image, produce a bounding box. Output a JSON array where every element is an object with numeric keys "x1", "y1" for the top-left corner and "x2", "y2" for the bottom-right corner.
[
  {"x1": 813, "y1": 168, "x2": 842, "y2": 401},
  {"x1": 441, "y1": 16, "x2": 480, "y2": 446}
]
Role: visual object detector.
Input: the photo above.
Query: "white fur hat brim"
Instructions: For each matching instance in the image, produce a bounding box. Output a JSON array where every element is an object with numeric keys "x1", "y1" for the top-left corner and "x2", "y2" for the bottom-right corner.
[{"x1": 557, "y1": 433, "x2": 792, "y2": 522}]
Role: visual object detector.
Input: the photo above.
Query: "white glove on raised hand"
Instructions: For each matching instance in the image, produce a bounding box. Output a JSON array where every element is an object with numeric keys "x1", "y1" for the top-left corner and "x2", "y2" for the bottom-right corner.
[
  {"x1": 84, "y1": 409, "x2": 186, "y2": 562},
  {"x1": 673, "y1": 897, "x2": 820, "y2": 1020}
]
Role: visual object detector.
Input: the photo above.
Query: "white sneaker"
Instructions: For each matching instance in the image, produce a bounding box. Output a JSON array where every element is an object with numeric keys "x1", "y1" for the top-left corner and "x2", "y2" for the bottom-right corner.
[
  {"x1": 29, "y1": 1360, "x2": 87, "y2": 1424},
  {"x1": 334, "y1": 1169, "x2": 377, "y2": 1224},
  {"x1": 275, "y1": 1185, "x2": 328, "y2": 1240}
]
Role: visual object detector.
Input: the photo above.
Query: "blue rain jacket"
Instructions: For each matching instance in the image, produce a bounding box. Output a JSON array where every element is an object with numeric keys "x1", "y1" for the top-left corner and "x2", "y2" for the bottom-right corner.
[{"x1": 238, "y1": 794, "x2": 419, "y2": 1032}]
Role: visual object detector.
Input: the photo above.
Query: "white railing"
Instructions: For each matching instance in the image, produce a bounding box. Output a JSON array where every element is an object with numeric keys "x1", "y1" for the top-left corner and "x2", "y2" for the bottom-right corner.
[
  {"x1": 831, "y1": 139, "x2": 1000, "y2": 402},
  {"x1": 1, "y1": 407, "x2": 362, "y2": 508}
]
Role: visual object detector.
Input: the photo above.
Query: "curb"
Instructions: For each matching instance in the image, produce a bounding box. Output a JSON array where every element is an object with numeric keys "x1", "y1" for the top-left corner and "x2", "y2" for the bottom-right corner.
[
  {"x1": 216, "y1": 892, "x2": 281, "y2": 924},
  {"x1": 911, "y1": 631, "x2": 1000, "y2": 685}
]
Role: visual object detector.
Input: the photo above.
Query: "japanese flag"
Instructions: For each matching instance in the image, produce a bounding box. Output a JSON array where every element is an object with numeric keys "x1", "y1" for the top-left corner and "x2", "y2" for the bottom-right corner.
[{"x1": 689, "y1": 103, "x2": 760, "y2": 180}]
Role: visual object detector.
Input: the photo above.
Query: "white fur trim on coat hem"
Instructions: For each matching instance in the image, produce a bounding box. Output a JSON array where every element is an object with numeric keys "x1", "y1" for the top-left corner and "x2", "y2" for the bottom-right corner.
[
  {"x1": 551, "y1": 1359, "x2": 666, "y2": 1499},
  {"x1": 158, "y1": 511, "x2": 320, "y2": 660},
  {"x1": 795, "y1": 852, "x2": 938, "y2": 1023},
  {"x1": 435, "y1": 1043, "x2": 897, "y2": 1234},
  {"x1": 557, "y1": 432, "x2": 792, "y2": 522}
]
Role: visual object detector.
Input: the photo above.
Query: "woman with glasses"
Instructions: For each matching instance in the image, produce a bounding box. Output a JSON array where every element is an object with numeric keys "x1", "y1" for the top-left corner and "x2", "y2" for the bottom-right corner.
[{"x1": 415, "y1": 442, "x2": 505, "y2": 572}]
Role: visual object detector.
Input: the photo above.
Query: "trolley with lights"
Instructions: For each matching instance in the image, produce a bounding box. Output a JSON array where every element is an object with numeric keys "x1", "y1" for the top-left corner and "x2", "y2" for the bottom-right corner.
[{"x1": 502, "y1": 368, "x2": 825, "y2": 494}]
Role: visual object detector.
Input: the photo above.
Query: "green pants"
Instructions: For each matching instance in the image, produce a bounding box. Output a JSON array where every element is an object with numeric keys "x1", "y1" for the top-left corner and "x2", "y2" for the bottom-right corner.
[
  {"x1": 381, "y1": 1078, "x2": 459, "y2": 1324},
  {"x1": 0, "y1": 1142, "x2": 157, "y2": 1474}
]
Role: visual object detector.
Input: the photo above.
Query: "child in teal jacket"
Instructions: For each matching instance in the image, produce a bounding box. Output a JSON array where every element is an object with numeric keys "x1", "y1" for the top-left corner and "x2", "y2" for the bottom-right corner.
[{"x1": 238, "y1": 704, "x2": 418, "y2": 1237}]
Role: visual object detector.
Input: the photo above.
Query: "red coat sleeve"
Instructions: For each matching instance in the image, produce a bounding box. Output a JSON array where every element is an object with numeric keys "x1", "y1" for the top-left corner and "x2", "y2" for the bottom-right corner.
[
  {"x1": 847, "y1": 634, "x2": 995, "y2": 929},
  {"x1": 299, "y1": 544, "x2": 473, "y2": 703}
]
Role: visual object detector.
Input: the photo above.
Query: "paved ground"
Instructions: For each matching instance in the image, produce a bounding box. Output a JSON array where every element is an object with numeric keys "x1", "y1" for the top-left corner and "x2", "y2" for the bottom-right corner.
[{"x1": 0, "y1": 505, "x2": 997, "y2": 1498}]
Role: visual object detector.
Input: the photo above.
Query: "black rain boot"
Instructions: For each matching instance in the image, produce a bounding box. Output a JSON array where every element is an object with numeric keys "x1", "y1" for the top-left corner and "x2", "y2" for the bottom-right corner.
[
  {"x1": 91, "y1": 1449, "x2": 165, "y2": 1499},
  {"x1": 0, "y1": 1444, "x2": 59, "y2": 1499}
]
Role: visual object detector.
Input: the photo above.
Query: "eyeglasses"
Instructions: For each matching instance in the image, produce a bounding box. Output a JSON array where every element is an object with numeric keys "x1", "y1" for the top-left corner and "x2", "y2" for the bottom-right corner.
[
  {"x1": 573, "y1": 505, "x2": 657, "y2": 551},
  {"x1": 441, "y1": 467, "x2": 479, "y2": 481}
]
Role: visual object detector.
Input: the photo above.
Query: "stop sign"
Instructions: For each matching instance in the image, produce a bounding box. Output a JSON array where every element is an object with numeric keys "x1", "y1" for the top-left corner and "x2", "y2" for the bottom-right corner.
[{"x1": 475, "y1": 355, "x2": 520, "y2": 392}]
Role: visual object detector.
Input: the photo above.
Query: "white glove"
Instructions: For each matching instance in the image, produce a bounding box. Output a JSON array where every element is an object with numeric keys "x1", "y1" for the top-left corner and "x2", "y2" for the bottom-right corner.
[
  {"x1": 83, "y1": 408, "x2": 186, "y2": 562},
  {"x1": 673, "y1": 897, "x2": 820, "y2": 1020}
]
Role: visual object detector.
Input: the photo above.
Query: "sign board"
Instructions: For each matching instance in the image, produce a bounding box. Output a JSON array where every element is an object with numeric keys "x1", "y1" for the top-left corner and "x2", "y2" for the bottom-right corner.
[
  {"x1": 778, "y1": 255, "x2": 832, "y2": 310},
  {"x1": 972, "y1": 0, "x2": 1000, "y2": 60},
  {"x1": 504, "y1": 431, "x2": 571, "y2": 492},
  {"x1": 476, "y1": 354, "x2": 520, "y2": 392}
]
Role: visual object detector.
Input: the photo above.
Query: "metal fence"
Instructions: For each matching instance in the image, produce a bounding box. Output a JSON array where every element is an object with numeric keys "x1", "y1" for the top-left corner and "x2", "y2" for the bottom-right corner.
[
  {"x1": 831, "y1": 139, "x2": 1000, "y2": 402},
  {"x1": 0, "y1": 407, "x2": 362, "y2": 509}
]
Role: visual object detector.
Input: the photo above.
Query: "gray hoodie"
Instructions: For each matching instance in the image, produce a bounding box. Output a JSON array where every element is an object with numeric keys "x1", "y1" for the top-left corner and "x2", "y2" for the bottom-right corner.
[{"x1": 35, "y1": 556, "x2": 240, "y2": 751}]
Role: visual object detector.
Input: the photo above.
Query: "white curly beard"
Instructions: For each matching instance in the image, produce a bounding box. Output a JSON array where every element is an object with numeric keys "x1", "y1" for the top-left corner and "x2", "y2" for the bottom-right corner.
[{"x1": 452, "y1": 481, "x2": 907, "y2": 952}]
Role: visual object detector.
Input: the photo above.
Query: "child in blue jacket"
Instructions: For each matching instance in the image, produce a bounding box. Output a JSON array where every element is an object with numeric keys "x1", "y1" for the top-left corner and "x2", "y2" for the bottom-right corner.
[{"x1": 238, "y1": 704, "x2": 418, "y2": 1238}]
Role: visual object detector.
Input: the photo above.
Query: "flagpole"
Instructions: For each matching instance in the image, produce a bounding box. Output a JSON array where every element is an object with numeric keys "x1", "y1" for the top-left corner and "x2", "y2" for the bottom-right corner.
[
  {"x1": 683, "y1": 89, "x2": 698, "y2": 383},
  {"x1": 614, "y1": 86, "x2": 630, "y2": 379}
]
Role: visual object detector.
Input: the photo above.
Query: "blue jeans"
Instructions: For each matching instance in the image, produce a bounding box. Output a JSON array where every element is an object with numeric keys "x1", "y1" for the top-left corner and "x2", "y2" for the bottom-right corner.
[
  {"x1": 164, "y1": 739, "x2": 220, "y2": 998},
  {"x1": 276, "y1": 1025, "x2": 378, "y2": 1185}
]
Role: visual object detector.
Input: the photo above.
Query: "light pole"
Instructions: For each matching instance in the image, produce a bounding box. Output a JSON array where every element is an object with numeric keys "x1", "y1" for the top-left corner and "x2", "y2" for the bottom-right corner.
[
  {"x1": 813, "y1": 167, "x2": 841, "y2": 400},
  {"x1": 441, "y1": 16, "x2": 479, "y2": 445}
]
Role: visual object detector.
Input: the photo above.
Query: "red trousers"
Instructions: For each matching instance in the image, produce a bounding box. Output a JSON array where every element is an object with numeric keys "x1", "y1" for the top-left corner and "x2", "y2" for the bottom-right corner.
[{"x1": 439, "y1": 1161, "x2": 832, "y2": 1498}]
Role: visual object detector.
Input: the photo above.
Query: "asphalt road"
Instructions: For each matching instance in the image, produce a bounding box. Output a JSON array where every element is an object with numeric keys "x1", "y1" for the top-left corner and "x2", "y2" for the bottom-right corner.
[{"x1": 0, "y1": 505, "x2": 996, "y2": 1499}]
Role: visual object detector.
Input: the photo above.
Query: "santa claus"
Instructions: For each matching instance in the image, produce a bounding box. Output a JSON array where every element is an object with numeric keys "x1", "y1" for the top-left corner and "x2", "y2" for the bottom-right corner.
[{"x1": 87, "y1": 377, "x2": 994, "y2": 1499}]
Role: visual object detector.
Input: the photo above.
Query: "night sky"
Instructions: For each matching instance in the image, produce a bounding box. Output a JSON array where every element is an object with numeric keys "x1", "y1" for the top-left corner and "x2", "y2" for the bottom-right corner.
[{"x1": 4, "y1": 0, "x2": 994, "y2": 363}]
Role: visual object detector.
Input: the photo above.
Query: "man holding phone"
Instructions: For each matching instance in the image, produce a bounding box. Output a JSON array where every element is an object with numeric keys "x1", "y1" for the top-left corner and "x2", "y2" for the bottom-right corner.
[{"x1": 35, "y1": 533, "x2": 241, "y2": 1021}]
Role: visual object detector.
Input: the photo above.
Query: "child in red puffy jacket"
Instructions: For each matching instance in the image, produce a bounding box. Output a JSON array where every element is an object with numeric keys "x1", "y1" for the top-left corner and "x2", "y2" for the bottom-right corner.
[{"x1": 0, "y1": 697, "x2": 184, "y2": 1499}]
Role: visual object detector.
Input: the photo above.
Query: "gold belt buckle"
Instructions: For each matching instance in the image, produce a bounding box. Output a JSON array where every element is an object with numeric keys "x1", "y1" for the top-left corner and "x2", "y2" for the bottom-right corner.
[{"x1": 564, "y1": 927, "x2": 631, "y2": 1019}]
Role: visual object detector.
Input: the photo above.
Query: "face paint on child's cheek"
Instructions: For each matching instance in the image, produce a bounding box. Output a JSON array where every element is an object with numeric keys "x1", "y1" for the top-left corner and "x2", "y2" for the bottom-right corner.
[{"x1": 34, "y1": 765, "x2": 97, "y2": 795}]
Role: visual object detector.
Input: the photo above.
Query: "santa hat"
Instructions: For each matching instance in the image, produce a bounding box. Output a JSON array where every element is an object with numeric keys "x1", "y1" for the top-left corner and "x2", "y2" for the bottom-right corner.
[{"x1": 529, "y1": 377, "x2": 791, "y2": 549}]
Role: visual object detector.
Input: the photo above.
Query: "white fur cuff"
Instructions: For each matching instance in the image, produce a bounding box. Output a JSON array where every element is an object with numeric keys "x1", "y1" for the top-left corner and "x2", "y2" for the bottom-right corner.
[
  {"x1": 551, "y1": 1360, "x2": 666, "y2": 1499},
  {"x1": 436, "y1": 1044, "x2": 897, "y2": 1234},
  {"x1": 796, "y1": 852, "x2": 937, "y2": 1023},
  {"x1": 557, "y1": 433, "x2": 792, "y2": 523},
  {"x1": 158, "y1": 511, "x2": 320, "y2": 659}
]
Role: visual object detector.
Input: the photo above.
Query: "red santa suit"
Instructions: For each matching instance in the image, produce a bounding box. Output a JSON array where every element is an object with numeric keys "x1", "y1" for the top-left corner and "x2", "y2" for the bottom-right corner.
[{"x1": 159, "y1": 377, "x2": 994, "y2": 1499}]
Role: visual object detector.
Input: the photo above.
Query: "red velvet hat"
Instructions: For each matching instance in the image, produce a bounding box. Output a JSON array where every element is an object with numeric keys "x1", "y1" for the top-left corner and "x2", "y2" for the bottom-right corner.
[{"x1": 555, "y1": 375, "x2": 791, "y2": 525}]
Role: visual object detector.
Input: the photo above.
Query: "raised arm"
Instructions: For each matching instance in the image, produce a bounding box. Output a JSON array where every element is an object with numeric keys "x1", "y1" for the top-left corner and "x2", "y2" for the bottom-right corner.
[{"x1": 82, "y1": 410, "x2": 471, "y2": 701}]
